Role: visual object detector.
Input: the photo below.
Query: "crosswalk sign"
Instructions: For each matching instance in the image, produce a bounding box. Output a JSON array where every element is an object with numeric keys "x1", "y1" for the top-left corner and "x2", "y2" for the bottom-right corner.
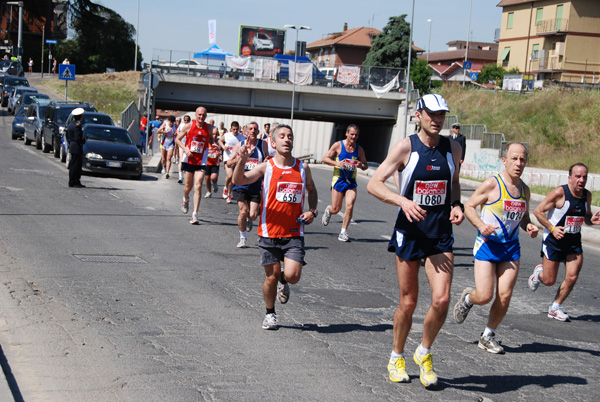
[{"x1": 59, "y1": 64, "x2": 76, "y2": 81}]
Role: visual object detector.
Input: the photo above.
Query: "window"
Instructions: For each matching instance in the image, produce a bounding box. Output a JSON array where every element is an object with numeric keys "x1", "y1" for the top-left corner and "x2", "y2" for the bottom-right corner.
[
  {"x1": 500, "y1": 47, "x2": 511, "y2": 66},
  {"x1": 555, "y1": 5, "x2": 563, "y2": 30},
  {"x1": 507, "y1": 12, "x2": 514, "y2": 29},
  {"x1": 532, "y1": 44, "x2": 540, "y2": 60},
  {"x1": 536, "y1": 8, "x2": 543, "y2": 25}
]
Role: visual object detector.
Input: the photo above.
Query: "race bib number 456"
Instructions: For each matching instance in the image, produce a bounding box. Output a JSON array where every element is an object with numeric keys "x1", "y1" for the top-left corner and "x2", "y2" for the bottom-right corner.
[
  {"x1": 276, "y1": 182, "x2": 304, "y2": 203},
  {"x1": 413, "y1": 180, "x2": 447, "y2": 206}
]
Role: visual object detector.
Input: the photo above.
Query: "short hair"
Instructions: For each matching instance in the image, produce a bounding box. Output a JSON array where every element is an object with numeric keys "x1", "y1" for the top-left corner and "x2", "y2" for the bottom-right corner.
[
  {"x1": 183, "y1": 115, "x2": 191, "y2": 121},
  {"x1": 168, "y1": 116, "x2": 176, "y2": 123},
  {"x1": 569, "y1": 163, "x2": 588, "y2": 176},
  {"x1": 231, "y1": 121, "x2": 240, "y2": 129},
  {"x1": 346, "y1": 124, "x2": 359, "y2": 134},
  {"x1": 502, "y1": 142, "x2": 528, "y2": 159},
  {"x1": 271, "y1": 124, "x2": 293, "y2": 142},
  {"x1": 247, "y1": 121, "x2": 259, "y2": 129}
]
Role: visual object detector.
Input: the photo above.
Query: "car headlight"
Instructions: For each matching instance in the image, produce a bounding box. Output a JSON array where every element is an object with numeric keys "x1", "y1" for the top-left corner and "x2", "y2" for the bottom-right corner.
[
  {"x1": 127, "y1": 156, "x2": 141, "y2": 162},
  {"x1": 85, "y1": 152, "x2": 103, "y2": 159}
]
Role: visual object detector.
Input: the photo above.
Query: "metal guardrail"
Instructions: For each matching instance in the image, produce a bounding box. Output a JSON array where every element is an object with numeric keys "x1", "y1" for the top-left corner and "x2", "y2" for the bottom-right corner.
[
  {"x1": 536, "y1": 18, "x2": 568, "y2": 34},
  {"x1": 121, "y1": 100, "x2": 141, "y2": 148}
]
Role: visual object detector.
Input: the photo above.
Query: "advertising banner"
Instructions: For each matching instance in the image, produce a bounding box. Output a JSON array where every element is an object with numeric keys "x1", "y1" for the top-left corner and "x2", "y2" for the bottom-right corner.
[
  {"x1": 208, "y1": 20, "x2": 217, "y2": 44},
  {"x1": 239, "y1": 26, "x2": 286, "y2": 57},
  {"x1": 337, "y1": 66, "x2": 361, "y2": 85}
]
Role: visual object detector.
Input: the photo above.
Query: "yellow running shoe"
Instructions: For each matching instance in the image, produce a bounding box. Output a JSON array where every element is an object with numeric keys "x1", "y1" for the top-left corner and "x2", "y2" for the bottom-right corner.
[
  {"x1": 387, "y1": 357, "x2": 409, "y2": 383},
  {"x1": 413, "y1": 349, "x2": 437, "y2": 387}
]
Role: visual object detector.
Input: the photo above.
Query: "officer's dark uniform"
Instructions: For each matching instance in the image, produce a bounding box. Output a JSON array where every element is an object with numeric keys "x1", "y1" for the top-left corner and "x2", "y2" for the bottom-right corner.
[{"x1": 66, "y1": 117, "x2": 85, "y2": 187}]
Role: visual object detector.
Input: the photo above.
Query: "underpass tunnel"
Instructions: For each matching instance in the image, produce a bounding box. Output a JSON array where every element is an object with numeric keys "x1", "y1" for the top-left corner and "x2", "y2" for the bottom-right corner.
[{"x1": 329, "y1": 119, "x2": 396, "y2": 164}]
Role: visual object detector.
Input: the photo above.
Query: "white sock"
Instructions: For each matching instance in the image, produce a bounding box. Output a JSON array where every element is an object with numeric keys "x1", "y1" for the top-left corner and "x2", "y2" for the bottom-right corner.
[
  {"x1": 551, "y1": 302, "x2": 561, "y2": 310},
  {"x1": 183, "y1": 197, "x2": 188, "y2": 202},
  {"x1": 417, "y1": 344, "x2": 430, "y2": 357},
  {"x1": 483, "y1": 326, "x2": 495, "y2": 337},
  {"x1": 340, "y1": 228, "x2": 347, "y2": 235},
  {"x1": 391, "y1": 351, "x2": 404, "y2": 359},
  {"x1": 240, "y1": 231, "x2": 247, "y2": 239},
  {"x1": 465, "y1": 293, "x2": 473, "y2": 307}
]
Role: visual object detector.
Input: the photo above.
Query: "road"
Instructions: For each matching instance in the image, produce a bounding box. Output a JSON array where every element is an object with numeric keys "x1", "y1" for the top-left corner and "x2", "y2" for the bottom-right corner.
[{"x1": 0, "y1": 108, "x2": 599, "y2": 401}]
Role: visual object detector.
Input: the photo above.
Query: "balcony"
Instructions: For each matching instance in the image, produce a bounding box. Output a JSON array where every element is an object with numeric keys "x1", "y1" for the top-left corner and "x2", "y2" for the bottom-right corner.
[
  {"x1": 536, "y1": 18, "x2": 569, "y2": 36},
  {"x1": 530, "y1": 56, "x2": 564, "y2": 72}
]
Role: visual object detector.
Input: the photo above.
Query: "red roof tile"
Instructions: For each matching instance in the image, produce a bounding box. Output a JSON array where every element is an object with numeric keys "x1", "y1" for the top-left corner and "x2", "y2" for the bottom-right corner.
[{"x1": 307, "y1": 27, "x2": 381, "y2": 49}]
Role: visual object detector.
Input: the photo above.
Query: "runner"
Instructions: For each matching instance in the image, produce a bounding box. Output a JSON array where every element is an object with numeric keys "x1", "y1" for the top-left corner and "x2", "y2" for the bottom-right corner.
[
  {"x1": 176, "y1": 114, "x2": 192, "y2": 183},
  {"x1": 226, "y1": 122, "x2": 267, "y2": 248},
  {"x1": 453, "y1": 142, "x2": 538, "y2": 354},
  {"x1": 232, "y1": 124, "x2": 318, "y2": 330},
  {"x1": 367, "y1": 94, "x2": 464, "y2": 387},
  {"x1": 175, "y1": 106, "x2": 213, "y2": 225},
  {"x1": 321, "y1": 124, "x2": 368, "y2": 241},
  {"x1": 204, "y1": 127, "x2": 221, "y2": 198},
  {"x1": 158, "y1": 116, "x2": 176, "y2": 179},
  {"x1": 528, "y1": 163, "x2": 600, "y2": 321},
  {"x1": 219, "y1": 121, "x2": 246, "y2": 204}
]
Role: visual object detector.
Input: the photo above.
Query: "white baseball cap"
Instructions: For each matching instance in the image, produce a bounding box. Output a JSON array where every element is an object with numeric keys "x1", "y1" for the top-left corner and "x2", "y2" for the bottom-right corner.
[
  {"x1": 72, "y1": 107, "x2": 85, "y2": 116},
  {"x1": 416, "y1": 94, "x2": 449, "y2": 113}
]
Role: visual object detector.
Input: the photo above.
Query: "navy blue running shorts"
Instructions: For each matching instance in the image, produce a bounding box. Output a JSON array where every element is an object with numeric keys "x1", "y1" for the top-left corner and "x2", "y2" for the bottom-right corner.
[{"x1": 388, "y1": 230, "x2": 454, "y2": 261}]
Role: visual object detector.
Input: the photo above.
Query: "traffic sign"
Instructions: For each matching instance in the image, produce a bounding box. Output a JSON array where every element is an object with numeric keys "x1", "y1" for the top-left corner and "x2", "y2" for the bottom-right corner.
[
  {"x1": 59, "y1": 64, "x2": 75, "y2": 81},
  {"x1": 143, "y1": 72, "x2": 160, "y2": 89},
  {"x1": 46, "y1": 39, "x2": 58, "y2": 44},
  {"x1": 470, "y1": 72, "x2": 479, "y2": 81},
  {"x1": 463, "y1": 61, "x2": 472, "y2": 70}
]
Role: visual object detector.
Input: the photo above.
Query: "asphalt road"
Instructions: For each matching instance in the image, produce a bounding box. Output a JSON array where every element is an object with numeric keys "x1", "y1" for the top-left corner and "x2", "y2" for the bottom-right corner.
[{"x1": 0, "y1": 108, "x2": 599, "y2": 401}]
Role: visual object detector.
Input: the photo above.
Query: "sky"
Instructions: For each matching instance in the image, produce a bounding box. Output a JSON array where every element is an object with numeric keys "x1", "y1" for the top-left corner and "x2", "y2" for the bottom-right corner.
[{"x1": 96, "y1": 0, "x2": 503, "y2": 65}]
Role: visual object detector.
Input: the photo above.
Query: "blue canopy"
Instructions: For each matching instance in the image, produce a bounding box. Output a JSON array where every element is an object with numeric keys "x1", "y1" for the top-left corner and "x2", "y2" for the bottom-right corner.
[{"x1": 193, "y1": 45, "x2": 234, "y2": 59}]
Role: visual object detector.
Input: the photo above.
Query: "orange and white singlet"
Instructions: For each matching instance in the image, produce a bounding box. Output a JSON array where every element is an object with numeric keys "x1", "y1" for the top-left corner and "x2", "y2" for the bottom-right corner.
[
  {"x1": 258, "y1": 158, "x2": 306, "y2": 238},
  {"x1": 183, "y1": 121, "x2": 211, "y2": 165}
]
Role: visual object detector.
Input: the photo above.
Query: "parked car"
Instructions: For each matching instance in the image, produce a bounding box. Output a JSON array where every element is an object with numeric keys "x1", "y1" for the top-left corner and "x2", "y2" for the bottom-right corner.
[
  {"x1": 0, "y1": 60, "x2": 25, "y2": 76},
  {"x1": 157, "y1": 59, "x2": 208, "y2": 76},
  {"x1": 11, "y1": 105, "x2": 28, "y2": 140},
  {"x1": 71, "y1": 124, "x2": 142, "y2": 180},
  {"x1": 60, "y1": 111, "x2": 115, "y2": 163},
  {"x1": 7, "y1": 86, "x2": 37, "y2": 114},
  {"x1": 13, "y1": 92, "x2": 50, "y2": 114},
  {"x1": 41, "y1": 101, "x2": 97, "y2": 159},
  {"x1": 22, "y1": 99, "x2": 51, "y2": 148},
  {"x1": 1, "y1": 75, "x2": 29, "y2": 107}
]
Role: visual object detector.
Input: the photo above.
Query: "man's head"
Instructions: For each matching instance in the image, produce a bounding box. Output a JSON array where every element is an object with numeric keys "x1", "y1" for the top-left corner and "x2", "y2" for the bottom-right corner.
[
  {"x1": 264, "y1": 123, "x2": 271, "y2": 133},
  {"x1": 209, "y1": 119, "x2": 215, "y2": 126},
  {"x1": 452, "y1": 122, "x2": 461, "y2": 134},
  {"x1": 167, "y1": 116, "x2": 176, "y2": 124},
  {"x1": 212, "y1": 127, "x2": 219, "y2": 140},
  {"x1": 230, "y1": 121, "x2": 240, "y2": 135},
  {"x1": 183, "y1": 114, "x2": 191, "y2": 124},
  {"x1": 271, "y1": 124, "x2": 294, "y2": 155},
  {"x1": 195, "y1": 107, "x2": 207, "y2": 125},
  {"x1": 501, "y1": 142, "x2": 528, "y2": 178},
  {"x1": 270, "y1": 122, "x2": 279, "y2": 134},
  {"x1": 72, "y1": 107, "x2": 84, "y2": 121},
  {"x1": 568, "y1": 163, "x2": 588, "y2": 194},
  {"x1": 415, "y1": 94, "x2": 449, "y2": 135},
  {"x1": 246, "y1": 121, "x2": 259, "y2": 140},
  {"x1": 219, "y1": 121, "x2": 224, "y2": 128},
  {"x1": 345, "y1": 124, "x2": 360, "y2": 143}
]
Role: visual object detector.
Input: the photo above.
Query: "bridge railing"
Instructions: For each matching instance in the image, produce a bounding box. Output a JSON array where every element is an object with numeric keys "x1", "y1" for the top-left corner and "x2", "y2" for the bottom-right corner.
[{"x1": 146, "y1": 48, "x2": 408, "y2": 93}]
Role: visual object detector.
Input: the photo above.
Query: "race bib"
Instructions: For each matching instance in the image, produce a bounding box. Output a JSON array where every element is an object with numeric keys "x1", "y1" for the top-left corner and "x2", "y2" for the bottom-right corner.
[
  {"x1": 341, "y1": 158, "x2": 358, "y2": 171},
  {"x1": 413, "y1": 180, "x2": 447, "y2": 206},
  {"x1": 502, "y1": 200, "x2": 526, "y2": 222},
  {"x1": 276, "y1": 182, "x2": 304, "y2": 203},
  {"x1": 245, "y1": 158, "x2": 259, "y2": 171},
  {"x1": 564, "y1": 216, "x2": 584, "y2": 234},
  {"x1": 190, "y1": 137, "x2": 205, "y2": 154},
  {"x1": 208, "y1": 146, "x2": 219, "y2": 159}
]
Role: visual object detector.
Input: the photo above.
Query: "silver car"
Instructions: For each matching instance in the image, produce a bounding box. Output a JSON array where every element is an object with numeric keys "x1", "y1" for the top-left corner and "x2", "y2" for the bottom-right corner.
[{"x1": 8, "y1": 86, "x2": 37, "y2": 114}]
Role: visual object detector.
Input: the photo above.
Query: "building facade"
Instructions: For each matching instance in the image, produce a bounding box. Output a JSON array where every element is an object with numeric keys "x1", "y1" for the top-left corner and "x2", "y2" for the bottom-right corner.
[
  {"x1": 306, "y1": 24, "x2": 381, "y2": 68},
  {"x1": 497, "y1": 0, "x2": 600, "y2": 83}
]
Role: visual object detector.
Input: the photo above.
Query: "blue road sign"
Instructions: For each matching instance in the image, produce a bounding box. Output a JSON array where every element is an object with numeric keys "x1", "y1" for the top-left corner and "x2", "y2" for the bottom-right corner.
[
  {"x1": 45, "y1": 39, "x2": 58, "y2": 44},
  {"x1": 463, "y1": 61, "x2": 472, "y2": 70},
  {"x1": 470, "y1": 72, "x2": 479, "y2": 81},
  {"x1": 59, "y1": 64, "x2": 75, "y2": 81}
]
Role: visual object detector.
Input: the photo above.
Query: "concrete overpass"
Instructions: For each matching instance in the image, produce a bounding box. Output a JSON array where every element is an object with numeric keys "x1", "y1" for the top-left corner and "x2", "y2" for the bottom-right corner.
[{"x1": 146, "y1": 74, "x2": 414, "y2": 162}]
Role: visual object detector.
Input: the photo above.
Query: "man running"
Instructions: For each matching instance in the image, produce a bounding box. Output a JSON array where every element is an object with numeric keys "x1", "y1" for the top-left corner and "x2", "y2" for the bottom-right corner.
[
  {"x1": 219, "y1": 121, "x2": 246, "y2": 203},
  {"x1": 226, "y1": 122, "x2": 267, "y2": 248},
  {"x1": 367, "y1": 94, "x2": 464, "y2": 387},
  {"x1": 175, "y1": 106, "x2": 213, "y2": 225},
  {"x1": 528, "y1": 163, "x2": 600, "y2": 321},
  {"x1": 177, "y1": 114, "x2": 192, "y2": 183},
  {"x1": 453, "y1": 142, "x2": 538, "y2": 354},
  {"x1": 204, "y1": 127, "x2": 221, "y2": 198},
  {"x1": 322, "y1": 124, "x2": 368, "y2": 241},
  {"x1": 233, "y1": 124, "x2": 318, "y2": 330}
]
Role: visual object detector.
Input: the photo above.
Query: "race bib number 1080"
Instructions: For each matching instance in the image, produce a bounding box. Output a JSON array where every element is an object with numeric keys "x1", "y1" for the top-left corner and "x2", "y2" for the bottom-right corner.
[
  {"x1": 276, "y1": 182, "x2": 304, "y2": 203},
  {"x1": 413, "y1": 180, "x2": 447, "y2": 206}
]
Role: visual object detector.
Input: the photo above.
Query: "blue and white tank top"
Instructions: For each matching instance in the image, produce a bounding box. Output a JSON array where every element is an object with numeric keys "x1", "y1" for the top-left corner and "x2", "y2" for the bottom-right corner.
[
  {"x1": 543, "y1": 184, "x2": 588, "y2": 247},
  {"x1": 232, "y1": 139, "x2": 266, "y2": 194}
]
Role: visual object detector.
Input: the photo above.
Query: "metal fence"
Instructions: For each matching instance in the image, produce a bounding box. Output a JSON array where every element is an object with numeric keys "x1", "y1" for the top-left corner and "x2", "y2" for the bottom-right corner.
[{"x1": 121, "y1": 100, "x2": 141, "y2": 149}]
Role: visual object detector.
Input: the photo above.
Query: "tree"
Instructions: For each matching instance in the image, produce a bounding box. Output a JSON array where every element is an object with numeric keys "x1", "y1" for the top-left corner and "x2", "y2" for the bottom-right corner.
[
  {"x1": 363, "y1": 15, "x2": 415, "y2": 68},
  {"x1": 410, "y1": 58, "x2": 433, "y2": 96},
  {"x1": 477, "y1": 64, "x2": 506, "y2": 87}
]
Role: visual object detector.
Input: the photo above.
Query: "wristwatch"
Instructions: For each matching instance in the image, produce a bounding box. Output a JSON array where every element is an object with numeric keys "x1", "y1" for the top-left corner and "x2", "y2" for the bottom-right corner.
[{"x1": 310, "y1": 209, "x2": 318, "y2": 218}]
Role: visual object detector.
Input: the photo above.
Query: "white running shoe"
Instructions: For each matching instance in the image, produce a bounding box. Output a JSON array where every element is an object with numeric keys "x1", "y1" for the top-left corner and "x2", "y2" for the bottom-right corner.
[
  {"x1": 548, "y1": 306, "x2": 570, "y2": 322},
  {"x1": 322, "y1": 207, "x2": 331, "y2": 226},
  {"x1": 237, "y1": 237, "x2": 247, "y2": 248},
  {"x1": 262, "y1": 313, "x2": 278, "y2": 330},
  {"x1": 277, "y1": 282, "x2": 290, "y2": 304},
  {"x1": 181, "y1": 199, "x2": 189, "y2": 214},
  {"x1": 338, "y1": 232, "x2": 350, "y2": 242},
  {"x1": 190, "y1": 213, "x2": 199, "y2": 225},
  {"x1": 204, "y1": 192, "x2": 212, "y2": 198},
  {"x1": 528, "y1": 264, "x2": 543, "y2": 291}
]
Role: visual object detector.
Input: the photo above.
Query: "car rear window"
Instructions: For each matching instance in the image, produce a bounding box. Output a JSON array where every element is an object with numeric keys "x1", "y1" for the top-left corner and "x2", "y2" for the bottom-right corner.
[
  {"x1": 86, "y1": 127, "x2": 133, "y2": 144},
  {"x1": 83, "y1": 115, "x2": 114, "y2": 126}
]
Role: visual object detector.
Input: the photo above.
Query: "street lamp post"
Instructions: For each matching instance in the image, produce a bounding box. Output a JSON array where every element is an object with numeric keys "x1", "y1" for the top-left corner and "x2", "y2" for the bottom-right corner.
[
  {"x1": 463, "y1": 0, "x2": 473, "y2": 87},
  {"x1": 283, "y1": 24, "x2": 311, "y2": 129},
  {"x1": 427, "y1": 19, "x2": 432, "y2": 64},
  {"x1": 134, "y1": 0, "x2": 140, "y2": 71},
  {"x1": 403, "y1": 0, "x2": 416, "y2": 138},
  {"x1": 7, "y1": 1, "x2": 23, "y2": 62}
]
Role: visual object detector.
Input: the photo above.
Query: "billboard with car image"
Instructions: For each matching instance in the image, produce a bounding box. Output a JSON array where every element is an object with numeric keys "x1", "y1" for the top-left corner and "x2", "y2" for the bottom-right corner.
[{"x1": 239, "y1": 26, "x2": 286, "y2": 57}]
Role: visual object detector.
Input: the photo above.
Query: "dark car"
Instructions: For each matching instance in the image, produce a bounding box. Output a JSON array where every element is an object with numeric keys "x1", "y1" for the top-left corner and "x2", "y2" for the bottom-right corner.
[
  {"x1": 70, "y1": 124, "x2": 142, "y2": 180},
  {"x1": 41, "y1": 101, "x2": 97, "y2": 158},
  {"x1": 0, "y1": 60, "x2": 25, "y2": 76},
  {"x1": 60, "y1": 112, "x2": 115, "y2": 163},
  {"x1": 11, "y1": 105, "x2": 28, "y2": 140},
  {"x1": 14, "y1": 92, "x2": 50, "y2": 113},
  {"x1": 1, "y1": 75, "x2": 29, "y2": 106},
  {"x1": 22, "y1": 100, "x2": 51, "y2": 148},
  {"x1": 7, "y1": 86, "x2": 37, "y2": 114}
]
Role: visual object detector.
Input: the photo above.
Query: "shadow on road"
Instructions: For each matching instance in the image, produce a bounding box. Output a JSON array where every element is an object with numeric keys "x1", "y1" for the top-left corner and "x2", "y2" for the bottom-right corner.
[
  {"x1": 436, "y1": 374, "x2": 587, "y2": 393},
  {"x1": 281, "y1": 322, "x2": 392, "y2": 334},
  {"x1": 0, "y1": 344, "x2": 24, "y2": 402},
  {"x1": 503, "y1": 341, "x2": 600, "y2": 357}
]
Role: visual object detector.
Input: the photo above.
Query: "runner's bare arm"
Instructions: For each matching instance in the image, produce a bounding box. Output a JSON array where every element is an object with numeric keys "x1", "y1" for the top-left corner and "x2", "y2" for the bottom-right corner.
[
  {"x1": 449, "y1": 140, "x2": 464, "y2": 225},
  {"x1": 357, "y1": 146, "x2": 368, "y2": 171},
  {"x1": 521, "y1": 185, "x2": 539, "y2": 238},
  {"x1": 585, "y1": 192, "x2": 600, "y2": 225},
  {"x1": 321, "y1": 142, "x2": 342, "y2": 168},
  {"x1": 534, "y1": 186, "x2": 565, "y2": 239},
  {"x1": 232, "y1": 151, "x2": 266, "y2": 185},
  {"x1": 225, "y1": 143, "x2": 242, "y2": 168},
  {"x1": 465, "y1": 177, "x2": 498, "y2": 236},
  {"x1": 298, "y1": 163, "x2": 318, "y2": 224},
  {"x1": 367, "y1": 139, "x2": 427, "y2": 222},
  {"x1": 175, "y1": 124, "x2": 191, "y2": 156}
]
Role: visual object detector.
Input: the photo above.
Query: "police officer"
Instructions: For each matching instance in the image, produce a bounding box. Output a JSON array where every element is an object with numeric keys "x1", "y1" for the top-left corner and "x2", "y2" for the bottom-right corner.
[{"x1": 67, "y1": 108, "x2": 86, "y2": 188}]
